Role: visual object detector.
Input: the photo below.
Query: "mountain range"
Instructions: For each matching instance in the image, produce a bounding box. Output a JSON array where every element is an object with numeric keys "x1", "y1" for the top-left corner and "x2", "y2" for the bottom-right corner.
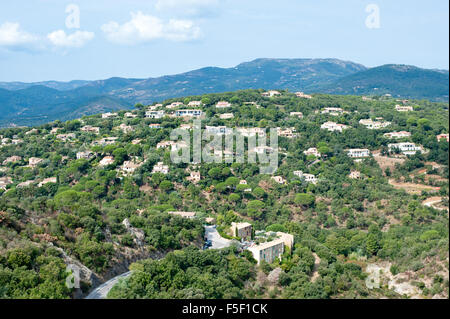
[{"x1": 0, "y1": 58, "x2": 448, "y2": 127}]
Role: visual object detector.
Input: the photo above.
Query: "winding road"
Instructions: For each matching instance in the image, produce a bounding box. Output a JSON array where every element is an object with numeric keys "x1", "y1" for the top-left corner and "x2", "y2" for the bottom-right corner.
[
  {"x1": 86, "y1": 226, "x2": 231, "y2": 299},
  {"x1": 85, "y1": 271, "x2": 132, "y2": 299}
]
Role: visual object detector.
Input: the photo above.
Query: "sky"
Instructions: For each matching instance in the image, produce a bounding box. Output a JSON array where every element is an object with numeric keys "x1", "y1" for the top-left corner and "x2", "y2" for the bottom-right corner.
[{"x1": 0, "y1": 0, "x2": 448, "y2": 82}]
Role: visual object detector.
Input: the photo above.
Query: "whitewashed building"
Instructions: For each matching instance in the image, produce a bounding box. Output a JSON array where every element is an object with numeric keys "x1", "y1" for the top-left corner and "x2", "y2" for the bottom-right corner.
[
  {"x1": 216, "y1": 101, "x2": 232, "y2": 108},
  {"x1": 321, "y1": 121, "x2": 349, "y2": 132},
  {"x1": 347, "y1": 149, "x2": 370, "y2": 158},
  {"x1": 384, "y1": 131, "x2": 411, "y2": 139},
  {"x1": 152, "y1": 162, "x2": 169, "y2": 174},
  {"x1": 388, "y1": 143, "x2": 425, "y2": 155},
  {"x1": 145, "y1": 110, "x2": 165, "y2": 119},
  {"x1": 175, "y1": 109, "x2": 203, "y2": 117}
]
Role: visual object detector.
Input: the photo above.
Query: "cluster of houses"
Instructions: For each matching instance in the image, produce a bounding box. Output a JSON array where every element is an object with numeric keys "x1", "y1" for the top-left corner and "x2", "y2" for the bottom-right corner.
[
  {"x1": 1, "y1": 136, "x2": 23, "y2": 146},
  {"x1": 1, "y1": 91, "x2": 445, "y2": 202}
]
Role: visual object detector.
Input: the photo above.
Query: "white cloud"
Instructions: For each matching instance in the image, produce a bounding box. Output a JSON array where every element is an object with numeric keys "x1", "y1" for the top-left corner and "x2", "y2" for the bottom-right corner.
[
  {"x1": 0, "y1": 22, "x2": 38, "y2": 49},
  {"x1": 47, "y1": 30, "x2": 94, "y2": 48},
  {"x1": 155, "y1": 0, "x2": 219, "y2": 17},
  {"x1": 101, "y1": 11, "x2": 201, "y2": 45}
]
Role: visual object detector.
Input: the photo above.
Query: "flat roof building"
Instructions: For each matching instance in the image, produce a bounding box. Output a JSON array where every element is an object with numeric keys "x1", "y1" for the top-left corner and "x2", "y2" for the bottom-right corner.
[{"x1": 231, "y1": 222, "x2": 252, "y2": 241}]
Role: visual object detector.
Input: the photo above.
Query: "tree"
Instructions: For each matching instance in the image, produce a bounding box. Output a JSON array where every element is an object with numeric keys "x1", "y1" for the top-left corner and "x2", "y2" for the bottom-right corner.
[
  {"x1": 124, "y1": 179, "x2": 140, "y2": 199},
  {"x1": 365, "y1": 234, "x2": 379, "y2": 256},
  {"x1": 208, "y1": 167, "x2": 222, "y2": 180},
  {"x1": 294, "y1": 193, "x2": 315, "y2": 207},
  {"x1": 159, "y1": 180, "x2": 173, "y2": 192},
  {"x1": 112, "y1": 148, "x2": 127, "y2": 165},
  {"x1": 225, "y1": 177, "x2": 239, "y2": 187},
  {"x1": 253, "y1": 187, "x2": 265, "y2": 199},
  {"x1": 228, "y1": 193, "x2": 240, "y2": 202}
]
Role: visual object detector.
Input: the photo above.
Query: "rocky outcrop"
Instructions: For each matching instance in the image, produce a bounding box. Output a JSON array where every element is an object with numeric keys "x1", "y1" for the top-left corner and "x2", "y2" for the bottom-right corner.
[
  {"x1": 48, "y1": 243, "x2": 101, "y2": 298},
  {"x1": 122, "y1": 218, "x2": 146, "y2": 247}
]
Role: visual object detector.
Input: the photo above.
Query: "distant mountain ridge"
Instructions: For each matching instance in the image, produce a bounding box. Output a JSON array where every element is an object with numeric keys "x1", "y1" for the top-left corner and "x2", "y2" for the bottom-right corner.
[{"x1": 0, "y1": 58, "x2": 448, "y2": 127}]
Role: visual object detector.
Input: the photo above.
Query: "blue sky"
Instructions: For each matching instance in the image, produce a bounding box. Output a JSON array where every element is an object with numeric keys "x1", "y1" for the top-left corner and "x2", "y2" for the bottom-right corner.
[{"x1": 0, "y1": 0, "x2": 448, "y2": 82}]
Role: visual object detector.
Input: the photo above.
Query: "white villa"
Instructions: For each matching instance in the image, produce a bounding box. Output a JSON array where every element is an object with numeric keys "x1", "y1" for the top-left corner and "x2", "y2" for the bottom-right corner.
[
  {"x1": 303, "y1": 147, "x2": 321, "y2": 157},
  {"x1": 76, "y1": 151, "x2": 94, "y2": 160},
  {"x1": 56, "y1": 133, "x2": 76, "y2": 141},
  {"x1": 102, "y1": 112, "x2": 118, "y2": 119},
  {"x1": 293, "y1": 171, "x2": 318, "y2": 184},
  {"x1": 80, "y1": 125, "x2": 100, "y2": 134},
  {"x1": 152, "y1": 162, "x2": 169, "y2": 174},
  {"x1": 321, "y1": 121, "x2": 349, "y2": 132},
  {"x1": 384, "y1": 131, "x2": 411, "y2": 139},
  {"x1": 349, "y1": 171, "x2": 362, "y2": 179},
  {"x1": 261, "y1": 90, "x2": 281, "y2": 97},
  {"x1": 118, "y1": 123, "x2": 134, "y2": 133},
  {"x1": 236, "y1": 127, "x2": 266, "y2": 137},
  {"x1": 0, "y1": 176, "x2": 13, "y2": 190},
  {"x1": 347, "y1": 149, "x2": 370, "y2": 158},
  {"x1": 295, "y1": 92, "x2": 312, "y2": 99},
  {"x1": 124, "y1": 112, "x2": 137, "y2": 118},
  {"x1": 93, "y1": 137, "x2": 118, "y2": 146},
  {"x1": 251, "y1": 145, "x2": 275, "y2": 155},
  {"x1": 205, "y1": 126, "x2": 233, "y2": 135},
  {"x1": 145, "y1": 110, "x2": 165, "y2": 119},
  {"x1": 219, "y1": 113, "x2": 234, "y2": 119},
  {"x1": 175, "y1": 109, "x2": 203, "y2": 117},
  {"x1": 216, "y1": 101, "x2": 232, "y2": 108},
  {"x1": 388, "y1": 143, "x2": 425, "y2": 155},
  {"x1": 277, "y1": 127, "x2": 297, "y2": 138},
  {"x1": 38, "y1": 177, "x2": 57, "y2": 187},
  {"x1": 168, "y1": 211, "x2": 196, "y2": 219},
  {"x1": 99, "y1": 156, "x2": 114, "y2": 166},
  {"x1": 359, "y1": 119, "x2": 391, "y2": 130},
  {"x1": 2, "y1": 156, "x2": 22, "y2": 165},
  {"x1": 321, "y1": 107, "x2": 346, "y2": 116},
  {"x1": 28, "y1": 157, "x2": 43, "y2": 167},
  {"x1": 290, "y1": 112, "x2": 303, "y2": 119},
  {"x1": 121, "y1": 160, "x2": 142, "y2": 175},
  {"x1": 166, "y1": 102, "x2": 184, "y2": 109},
  {"x1": 187, "y1": 171, "x2": 201, "y2": 183},
  {"x1": 395, "y1": 105, "x2": 414, "y2": 112},
  {"x1": 187, "y1": 101, "x2": 202, "y2": 107},
  {"x1": 271, "y1": 176, "x2": 287, "y2": 184},
  {"x1": 156, "y1": 141, "x2": 176, "y2": 149}
]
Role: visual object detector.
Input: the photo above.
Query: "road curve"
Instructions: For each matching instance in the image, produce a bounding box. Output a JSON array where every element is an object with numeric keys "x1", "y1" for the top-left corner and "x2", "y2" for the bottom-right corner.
[
  {"x1": 85, "y1": 271, "x2": 132, "y2": 299},
  {"x1": 204, "y1": 225, "x2": 233, "y2": 249}
]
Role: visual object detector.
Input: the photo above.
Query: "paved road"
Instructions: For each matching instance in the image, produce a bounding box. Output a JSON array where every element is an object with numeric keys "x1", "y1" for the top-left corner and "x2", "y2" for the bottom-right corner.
[
  {"x1": 86, "y1": 227, "x2": 231, "y2": 299},
  {"x1": 204, "y1": 225, "x2": 232, "y2": 249},
  {"x1": 85, "y1": 271, "x2": 132, "y2": 299}
]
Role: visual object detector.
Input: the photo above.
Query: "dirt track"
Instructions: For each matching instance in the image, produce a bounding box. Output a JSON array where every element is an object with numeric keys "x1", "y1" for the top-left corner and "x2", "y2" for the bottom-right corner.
[{"x1": 389, "y1": 179, "x2": 440, "y2": 194}]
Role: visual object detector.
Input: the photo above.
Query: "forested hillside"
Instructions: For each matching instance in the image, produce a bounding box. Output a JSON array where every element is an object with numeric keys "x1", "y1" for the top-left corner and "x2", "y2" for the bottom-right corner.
[{"x1": 0, "y1": 90, "x2": 448, "y2": 299}]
